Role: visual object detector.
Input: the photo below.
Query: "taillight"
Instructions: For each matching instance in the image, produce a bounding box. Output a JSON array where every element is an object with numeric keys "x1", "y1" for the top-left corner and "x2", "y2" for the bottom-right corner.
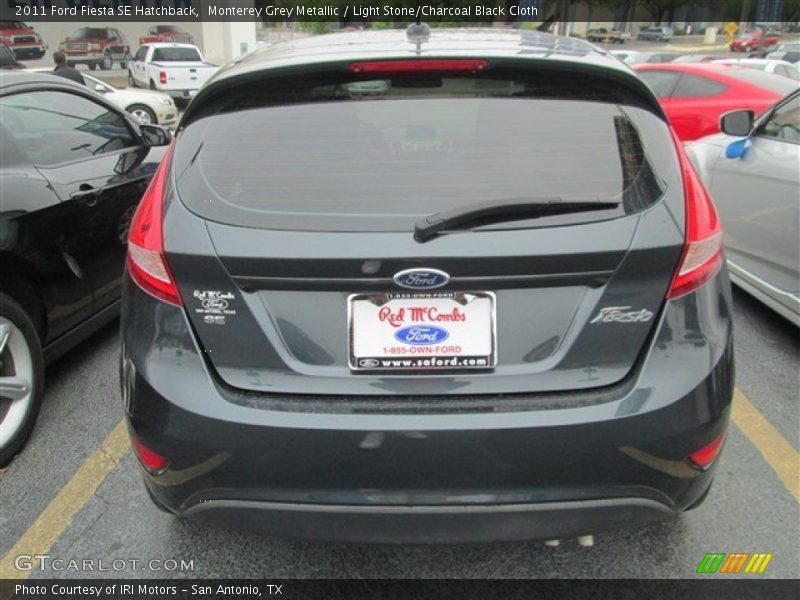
[
  {"x1": 127, "y1": 144, "x2": 182, "y2": 306},
  {"x1": 349, "y1": 59, "x2": 488, "y2": 75},
  {"x1": 131, "y1": 437, "x2": 169, "y2": 474},
  {"x1": 667, "y1": 134, "x2": 724, "y2": 299},
  {"x1": 159, "y1": 70, "x2": 167, "y2": 84},
  {"x1": 687, "y1": 430, "x2": 727, "y2": 471}
]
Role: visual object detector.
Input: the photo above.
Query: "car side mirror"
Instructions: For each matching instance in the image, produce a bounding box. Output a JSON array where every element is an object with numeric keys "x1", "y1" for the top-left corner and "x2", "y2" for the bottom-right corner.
[
  {"x1": 720, "y1": 110, "x2": 754, "y2": 136},
  {"x1": 140, "y1": 124, "x2": 171, "y2": 147},
  {"x1": 94, "y1": 83, "x2": 107, "y2": 94}
]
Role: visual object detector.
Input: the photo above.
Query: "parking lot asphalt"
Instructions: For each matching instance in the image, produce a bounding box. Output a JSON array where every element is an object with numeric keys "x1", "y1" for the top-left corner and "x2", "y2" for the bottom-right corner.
[{"x1": 0, "y1": 287, "x2": 797, "y2": 579}]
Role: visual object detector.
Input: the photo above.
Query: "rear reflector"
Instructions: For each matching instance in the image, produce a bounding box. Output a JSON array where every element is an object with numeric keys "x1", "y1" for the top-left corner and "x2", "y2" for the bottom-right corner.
[
  {"x1": 159, "y1": 70, "x2": 167, "y2": 84},
  {"x1": 350, "y1": 59, "x2": 488, "y2": 75},
  {"x1": 131, "y1": 437, "x2": 169, "y2": 474},
  {"x1": 687, "y1": 430, "x2": 727, "y2": 471},
  {"x1": 127, "y1": 144, "x2": 182, "y2": 306},
  {"x1": 667, "y1": 133, "x2": 724, "y2": 299}
]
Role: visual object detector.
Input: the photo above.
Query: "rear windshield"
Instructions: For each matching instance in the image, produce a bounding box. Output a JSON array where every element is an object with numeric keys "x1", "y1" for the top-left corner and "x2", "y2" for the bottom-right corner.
[
  {"x1": 152, "y1": 47, "x2": 201, "y2": 62},
  {"x1": 176, "y1": 70, "x2": 674, "y2": 232}
]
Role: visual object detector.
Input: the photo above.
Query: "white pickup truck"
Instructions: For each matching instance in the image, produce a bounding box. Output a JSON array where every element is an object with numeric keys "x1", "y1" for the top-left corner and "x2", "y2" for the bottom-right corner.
[{"x1": 128, "y1": 43, "x2": 218, "y2": 101}]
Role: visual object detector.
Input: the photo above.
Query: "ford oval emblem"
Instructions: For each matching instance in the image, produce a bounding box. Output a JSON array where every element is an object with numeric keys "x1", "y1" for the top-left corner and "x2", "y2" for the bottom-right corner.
[
  {"x1": 393, "y1": 268, "x2": 450, "y2": 290},
  {"x1": 394, "y1": 326, "x2": 449, "y2": 346}
]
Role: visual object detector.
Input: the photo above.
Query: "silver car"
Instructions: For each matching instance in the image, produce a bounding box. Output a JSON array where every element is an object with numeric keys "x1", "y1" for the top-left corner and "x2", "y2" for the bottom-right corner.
[
  {"x1": 686, "y1": 90, "x2": 800, "y2": 325},
  {"x1": 637, "y1": 26, "x2": 674, "y2": 42}
]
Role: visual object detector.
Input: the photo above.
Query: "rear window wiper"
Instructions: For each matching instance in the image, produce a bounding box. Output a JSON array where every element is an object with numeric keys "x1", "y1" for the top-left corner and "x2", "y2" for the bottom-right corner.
[{"x1": 414, "y1": 197, "x2": 621, "y2": 243}]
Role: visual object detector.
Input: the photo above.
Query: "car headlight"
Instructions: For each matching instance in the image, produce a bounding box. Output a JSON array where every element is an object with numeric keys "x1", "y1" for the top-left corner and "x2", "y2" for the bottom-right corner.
[{"x1": 160, "y1": 97, "x2": 173, "y2": 106}]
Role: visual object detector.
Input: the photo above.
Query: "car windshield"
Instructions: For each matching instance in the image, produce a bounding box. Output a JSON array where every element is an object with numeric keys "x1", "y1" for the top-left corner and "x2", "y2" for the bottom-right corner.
[
  {"x1": 74, "y1": 28, "x2": 106, "y2": 39},
  {"x1": 152, "y1": 47, "x2": 201, "y2": 62}
]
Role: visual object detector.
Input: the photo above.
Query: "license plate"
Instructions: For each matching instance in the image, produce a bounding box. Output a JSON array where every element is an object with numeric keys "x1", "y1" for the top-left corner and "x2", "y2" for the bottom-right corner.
[{"x1": 348, "y1": 292, "x2": 496, "y2": 372}]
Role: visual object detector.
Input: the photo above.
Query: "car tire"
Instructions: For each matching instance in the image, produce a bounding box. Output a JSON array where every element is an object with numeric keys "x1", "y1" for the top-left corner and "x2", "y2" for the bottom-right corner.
[
  {"x1": 100, "y1": 52, "x2": 113, "y2": 70},
  {"x1": 126, "y1": 103, "x2": 156, "y2": 125},
  {"x1": 150, "y1": 80, "x2": 157, "y2": 91},
  {"x1": 88, "y1": 62, "x2": 97, "y2": 71},
  {"x1": 128, "y1": 71, "x2": 136, "y2": 88},
  {"x1": 0, "y1": 293, "x2": 44, "y2": 468}
]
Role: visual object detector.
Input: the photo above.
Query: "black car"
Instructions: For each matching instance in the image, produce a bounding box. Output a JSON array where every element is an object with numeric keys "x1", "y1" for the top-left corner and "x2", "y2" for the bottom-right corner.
[
  {"x1": 0, "y1": 71, "x2": 170, "y2": 466},
  {"x1": 121, "y1": 28, "x2": 734, "y2": 543},
  {"x1": 0, "y1": 43, "x2": 23, "y2": 69}
]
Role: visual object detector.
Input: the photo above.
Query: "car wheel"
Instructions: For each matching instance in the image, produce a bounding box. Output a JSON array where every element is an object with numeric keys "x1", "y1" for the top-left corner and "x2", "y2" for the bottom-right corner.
[
  {"x1": 100, "y1": 52, "x2": 113, "y2": 70},
  {"x1": 88, "y1": 62, "x2": 97, "y2": 71},
  {"x1": 127, "y1": 103, "x2": 156, "y2": 126},
  {"x1": 0, "y1": 293, "x2": 44, "y2": 467}
]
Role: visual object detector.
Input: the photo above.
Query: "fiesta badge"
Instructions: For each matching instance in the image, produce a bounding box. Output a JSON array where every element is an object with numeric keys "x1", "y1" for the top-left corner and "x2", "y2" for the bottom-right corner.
[{"x1": 393, "y1": 268, "x2": 450, "y2": 290}]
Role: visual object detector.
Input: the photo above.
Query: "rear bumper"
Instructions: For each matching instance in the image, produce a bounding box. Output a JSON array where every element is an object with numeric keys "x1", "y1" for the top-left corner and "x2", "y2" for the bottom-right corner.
[
  {"x1": 162, "y1": 89, "x2": 199, "y2": 99},
  {"x1": 182, "y1": 497, "x2": 674, "y2": 544},
  {"x1": 155, "y1": 109, "x2": 178, "y2": 126},
  {"x1": 64, "y1": 51, "x2": 103, "y2": 62},
  {"x1": 11, "y1": 45, "x2": 45, "y2": 57},
  {"x1": 121, "y1": 269, "x2": 734, "y2": 542}
]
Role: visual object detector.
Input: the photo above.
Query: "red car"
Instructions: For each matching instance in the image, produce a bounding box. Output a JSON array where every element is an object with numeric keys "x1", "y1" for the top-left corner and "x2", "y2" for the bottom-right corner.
[
  {"x1": 729, "y1": 30, "x2": 780, "y2": 52},
  {"x1": 139, "y1": 25, "x2": 194, "y2": 46},
  {"x1": 0, "y1": 21, "x2": 46, "y2": 59},
  {"x1": 58, "y1": 27, "x2": 131, "y2": 70},
  {"x1": 634, "y1": 63, "x2": 797, "y2": 141}
]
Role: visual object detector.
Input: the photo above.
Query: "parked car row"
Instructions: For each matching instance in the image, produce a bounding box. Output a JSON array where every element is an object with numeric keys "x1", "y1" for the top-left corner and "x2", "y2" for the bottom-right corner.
[
  {"x1": 635, "y1": 62, "x2": 798, "y2": 140},
  {"x1": 0, "y1": 21, "x2": 196, "y2": 71}
]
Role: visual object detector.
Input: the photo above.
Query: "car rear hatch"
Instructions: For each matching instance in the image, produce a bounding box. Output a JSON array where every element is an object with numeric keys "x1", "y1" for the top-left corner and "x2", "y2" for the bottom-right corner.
[
  {"x1": 164, "y1": 56, "x2": 686, "y2": 396},
  {"x1": 150, "y1": 46, "x2": 212, "y2": 90}
]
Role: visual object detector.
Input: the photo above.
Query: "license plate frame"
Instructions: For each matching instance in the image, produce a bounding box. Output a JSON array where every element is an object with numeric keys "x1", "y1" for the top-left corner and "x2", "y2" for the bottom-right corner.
[{"x1": 348, "y1": 291, "x2": 496, "y2": 373}]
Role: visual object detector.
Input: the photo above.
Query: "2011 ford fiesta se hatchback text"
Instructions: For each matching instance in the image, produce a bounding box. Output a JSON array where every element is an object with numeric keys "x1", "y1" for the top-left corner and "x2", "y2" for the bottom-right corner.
[{"x1": 120, "y1": 27, "x2": 734, "y2": 543}]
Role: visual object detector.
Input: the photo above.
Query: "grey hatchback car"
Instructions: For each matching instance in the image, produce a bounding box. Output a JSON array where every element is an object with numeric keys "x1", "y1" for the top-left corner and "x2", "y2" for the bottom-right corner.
[{"x1": 120, "y1": 28, "x2": 734, "y2": 543}]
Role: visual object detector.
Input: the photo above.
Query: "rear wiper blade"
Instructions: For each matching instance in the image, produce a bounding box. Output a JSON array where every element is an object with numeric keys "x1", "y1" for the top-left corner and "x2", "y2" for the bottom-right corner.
[{"x1": 414, "y1": 197, "x2": 620, "y2": 243}]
